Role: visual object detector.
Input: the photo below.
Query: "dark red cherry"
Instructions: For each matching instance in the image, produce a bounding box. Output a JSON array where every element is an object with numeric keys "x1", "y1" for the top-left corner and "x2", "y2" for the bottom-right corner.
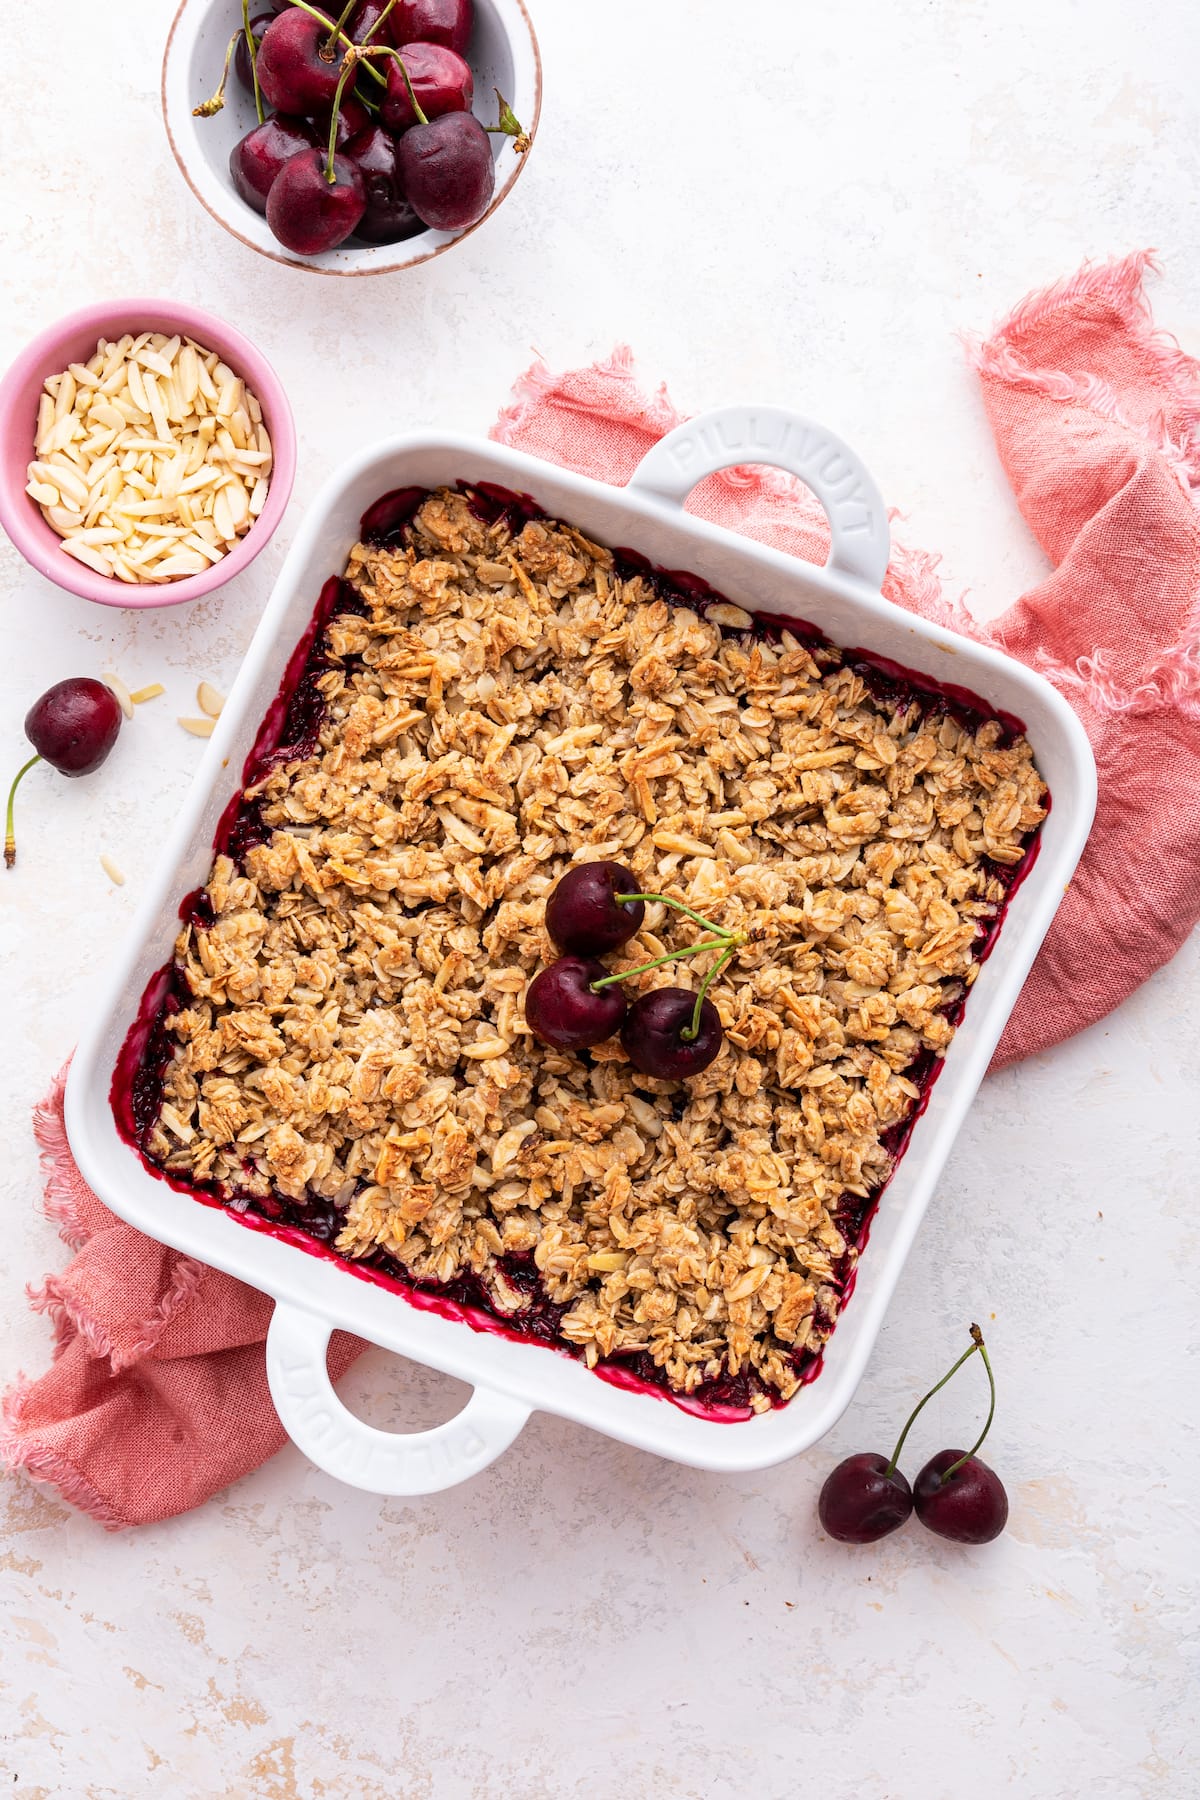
[
  {"x1": 818, "y1": 1454, "x2": 914, "y2": 1544},
  {"x1": 620, "y1": 987, "x2": 724, "y2": 1079},
  {"x1": 524, "y1": 958, "x2": 626, "y2": 1051},
  {"x1": 266, "y1": 149, "x2": 366, "y2": 253},
  {"x1": 233, "y1": 11, "x2": 276, "y2": 94},
  {"x1": 256, "y1": 10, "x2": 344, "y2": 115},
  {"x1": 7, "y1": 678, "x2": 123, "y2": 868},
  {"x1": 546, "y1": 862, "x2": 644, "y2": 957},
  {"x1": 913, "y1": 1450, "x2": 1009, "y2": 1544},
  {"x1": 398, "y1": 111, "x2": 494, "y2": 231},
  {"x1": 26, "y1": 679, "x2": 122, "y2": 776},
  {"x1": 380, "y1": 42, "x2": 473, "y2": 132},
  {"x1": 387, "y1": 0, "x2": 473, "y2": 54},
  {"x1": 344, "y1": 125, "x2": 423, "y2": 243},
  {"x1": 346, "y1": 0, "x2": 393, "y2": 40},
  {"x1": 230, "y1": 115, "x2": 317, "y2": 214},
  {"x1": 314, "y1": 93, "x2": 371, "y2": 151}
]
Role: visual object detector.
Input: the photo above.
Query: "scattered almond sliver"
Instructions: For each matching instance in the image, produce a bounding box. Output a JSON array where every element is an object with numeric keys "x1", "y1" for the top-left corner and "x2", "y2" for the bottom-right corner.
[
  {"x1": 178, "y1": 716, "x2": 216, "y2": 738},
  {"x1": 27, "y1": 331, "x2": 272, "y2": 585},
  {"x1": 196, "y1": 680, "x2": 225, "y2": 718},
  {"x1": 103, "y1": 673, "x2": 135, "y2": 719},
  {"x1": 130, "y1": 682, "x2": 165, "y2": 705},
  {"x1": 99, "y1": 854, "x2": 126, "y2": 886}
]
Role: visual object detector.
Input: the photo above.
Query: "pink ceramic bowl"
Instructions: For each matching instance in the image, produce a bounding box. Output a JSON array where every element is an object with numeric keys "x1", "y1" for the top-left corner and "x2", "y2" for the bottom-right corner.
[{"x1": 0, "y1": 298, "x2": 296, "y2": 609}]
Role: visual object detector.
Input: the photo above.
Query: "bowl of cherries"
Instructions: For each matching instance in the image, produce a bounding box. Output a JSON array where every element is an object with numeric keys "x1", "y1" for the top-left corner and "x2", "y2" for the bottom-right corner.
[{"x1": 162, "y1": 0, "x2": 540, "y2": 272}]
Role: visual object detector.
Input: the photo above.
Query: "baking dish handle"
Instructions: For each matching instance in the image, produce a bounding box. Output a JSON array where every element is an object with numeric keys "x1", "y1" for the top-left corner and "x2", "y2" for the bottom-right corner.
[
  {"x1": 625, "y1": 404, "x2": 890, "y2": 592},
  {"x1": 265, "y1": 1302, "x2": 532, "y2": 1495}
]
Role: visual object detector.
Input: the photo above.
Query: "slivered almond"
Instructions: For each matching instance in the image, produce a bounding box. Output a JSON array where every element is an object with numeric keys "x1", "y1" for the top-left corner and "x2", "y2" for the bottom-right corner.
[
  {"x1": 196, "y1": 681, "x2": 224, "y2": 718},
  {"x1": 99, "y1": 853, "x2": 126, "y2": 886},
  {"x1": 102, "y1": 673, "x2": 135, "y2": 719},
  {"x1": 61, "y1": 541, "x2": 114, "y2": 576},
  {"x1": 178, "y1": 715, "x2": 216, "y2": 737}
]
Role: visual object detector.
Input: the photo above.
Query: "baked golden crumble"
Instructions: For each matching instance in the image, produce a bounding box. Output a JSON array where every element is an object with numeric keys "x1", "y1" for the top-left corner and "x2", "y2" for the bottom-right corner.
[{"x1": 143, "y1": 488, "x2": 1047, "y2": 1409}]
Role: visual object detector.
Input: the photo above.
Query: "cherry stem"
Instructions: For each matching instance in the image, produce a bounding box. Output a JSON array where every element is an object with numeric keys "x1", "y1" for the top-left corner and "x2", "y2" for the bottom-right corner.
[
  {"x1": 323, "y1": 0, "x2": 360, "y2": 56},
  {"x1": 324, "y1": 51, "x2": 358, "y2": 179},
  {"x1": 4, "y1": 754, "x2": 41, "y2": 870},
  {"x1": 286, "y1": 0, "x2": 387, "y2": 83},
  {"x1": 193, "y1": 28, "x2": 240, "y2": 116},
  {"x1": 589, "y1": 936, "x2": 733, "y2": 991},
  {"x1": 941, "y1": 1329, "x2": 997, "y2": 1482},
  {"x1": 681, "y1": 942, "x2": 735, "y2": 1041},
  {"x1": 617, "y1": 892, "x2": 733, "y2": 941},
  {"x1": 366, "y1": 46, "x2": 429, "y2": 123},
  {"x1": 241, "y1": 0, "x2": 264, "y2": 123},
  {"x1": 884, "y1": 1324, "x2": 988, "y2": 1480}
]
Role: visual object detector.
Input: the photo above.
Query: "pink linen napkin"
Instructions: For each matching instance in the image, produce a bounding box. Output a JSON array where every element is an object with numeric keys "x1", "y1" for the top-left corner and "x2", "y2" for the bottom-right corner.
[{"x1": 5, "y1": 251, "x2": 1198, "y2": 1526}]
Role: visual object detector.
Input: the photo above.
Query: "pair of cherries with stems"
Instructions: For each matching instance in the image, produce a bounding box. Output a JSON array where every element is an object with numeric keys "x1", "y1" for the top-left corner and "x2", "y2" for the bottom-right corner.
[
  {"x1": 524, "y1": 862, "x2": 747, "y2": 1080},
  {"x1": 820, "y1": 1324, "x2": 1010, "y2": 1545}
]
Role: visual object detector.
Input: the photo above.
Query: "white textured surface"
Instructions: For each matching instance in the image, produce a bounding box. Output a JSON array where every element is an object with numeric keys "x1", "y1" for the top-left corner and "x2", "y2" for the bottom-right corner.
[{"x1": 2, "y1": 1, "x2": 1199, "y2": 1795}]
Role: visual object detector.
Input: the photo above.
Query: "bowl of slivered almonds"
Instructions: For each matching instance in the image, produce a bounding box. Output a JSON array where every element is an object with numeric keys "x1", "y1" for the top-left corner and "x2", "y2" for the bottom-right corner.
[{"x1": 0, "y1": 298, "x2": 295, "y2": 608}]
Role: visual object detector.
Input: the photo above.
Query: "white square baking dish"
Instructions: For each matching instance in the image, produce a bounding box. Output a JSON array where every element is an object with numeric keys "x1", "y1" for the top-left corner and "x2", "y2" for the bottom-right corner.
[{"x1": 65, "y1": 407, "x2": 1096, "y2": 1496}]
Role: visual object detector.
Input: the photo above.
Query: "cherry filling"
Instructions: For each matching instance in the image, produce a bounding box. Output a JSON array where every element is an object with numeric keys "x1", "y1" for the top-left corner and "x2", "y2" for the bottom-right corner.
[{"x1": 112, "y1": 486, "x2": 1046, "y2": 1422}]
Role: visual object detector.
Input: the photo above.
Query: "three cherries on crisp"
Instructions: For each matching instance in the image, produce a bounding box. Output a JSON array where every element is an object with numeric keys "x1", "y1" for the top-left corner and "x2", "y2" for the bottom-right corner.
[{"x1": 525, "y1": 861, "x2": 741, "y2": 1080}]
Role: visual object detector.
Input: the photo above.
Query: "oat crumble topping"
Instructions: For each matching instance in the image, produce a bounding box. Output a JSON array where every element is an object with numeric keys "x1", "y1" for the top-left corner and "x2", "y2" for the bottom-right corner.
[{"x1": 142, "y1": 488, "x2": 1047, "y2": 1410}]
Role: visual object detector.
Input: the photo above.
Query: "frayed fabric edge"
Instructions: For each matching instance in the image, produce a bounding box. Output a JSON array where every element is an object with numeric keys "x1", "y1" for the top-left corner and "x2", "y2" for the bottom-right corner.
[
  {"x1": 970, "y1": 252, "x2": 1200, "y2": 715},
  {"x1": 1028, "y1": 643, "x2": 1200, "y2": 721},
  {"x1": 0, "y1": 1375, "x2": 129, "y2": 1531},
  {"x1": 26, "y1": 1250, "x2": 208, "y2": 1375},
  {"x1": 491, "y1": 345, "x2": 680, "y2": 448},
  {"x1": 33, "y1": 1060, "x2": 89, "y2": 1251},
  {"x1": 966, "y1": 250, "x2": 1200, "y2": 482}
]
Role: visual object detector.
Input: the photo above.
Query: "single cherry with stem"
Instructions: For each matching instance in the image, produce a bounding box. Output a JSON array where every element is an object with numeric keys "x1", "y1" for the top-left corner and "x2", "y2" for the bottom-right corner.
[
  {"x1": 609, "y1": 928, "x2": 738, "y2": 1077},
  {"x1": 525, "y1": 957, "x2": 627, "y2": 1051},
  {"x1": 281, "y1": 0, "x2": 389, "y2": 85},
  {"x1": 546, "y1": 861, "x2": 645, "y2": 956},
  {"x1": 266, "y1": 49, "x2": 367, "y2": 251},
  {"x1": 817, "y1": 1454, "x2": 914, "y2": 1544},
  {"x1": 370, "y1": 48, "x2": 492, "y2": 230},
  {"x1": 256, "y1": 1, "x2": 359, "y2": 114},
  {"x1": 380, "y1": 40, "x2": 473, "y2": 131},
  {"x1": 620, "y1": 985, "x2": 726, "y2": 1080},
  {"x1": 266, "y1": 146, "x2": 366, "y2": 252},
  {"x1": 6, "y1": 679, "x2": 123, "y2": 869},
  {"x1": 912, "y1": 1326, "x2": 1008, "y2": 1543}
]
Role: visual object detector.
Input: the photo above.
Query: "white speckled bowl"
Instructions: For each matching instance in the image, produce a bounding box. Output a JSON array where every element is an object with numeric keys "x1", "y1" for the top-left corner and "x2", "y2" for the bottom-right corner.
[{"x1": 162, "y1": 0, "x2": 541, "y2": 275}]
